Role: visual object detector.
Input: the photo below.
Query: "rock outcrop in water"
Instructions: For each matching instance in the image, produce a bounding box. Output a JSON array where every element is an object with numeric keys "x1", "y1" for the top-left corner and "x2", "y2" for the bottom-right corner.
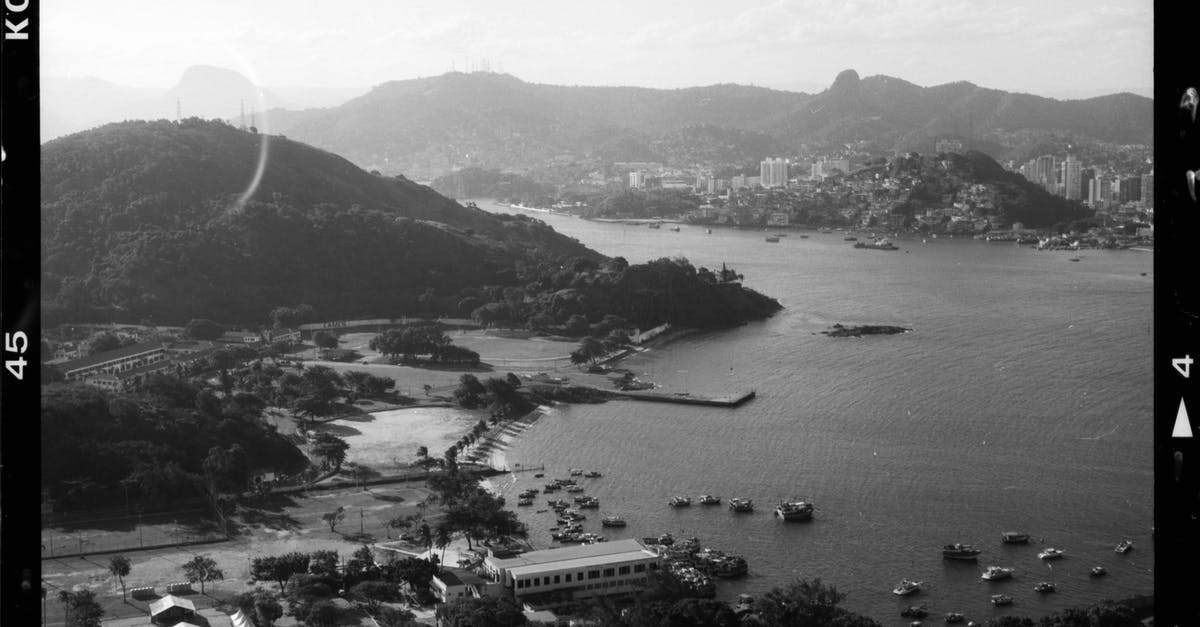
[{"x1": 819, "y1": 324, "x2": 911, "y2": 337}]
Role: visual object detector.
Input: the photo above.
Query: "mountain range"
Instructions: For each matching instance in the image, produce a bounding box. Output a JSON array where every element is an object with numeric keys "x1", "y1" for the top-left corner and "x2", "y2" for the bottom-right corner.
[{"x1": 45, "y1": 67, "x2": 1151, "y2": 182}]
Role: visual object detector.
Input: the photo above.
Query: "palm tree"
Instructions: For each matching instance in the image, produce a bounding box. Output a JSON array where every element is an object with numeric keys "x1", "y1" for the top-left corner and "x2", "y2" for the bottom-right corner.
[
  {"x1": 416, "y1": 523, "x2": 434, "y2": 563},
  {"x1": 435, "y1": 524, "x2": 454, "y2": 567}
]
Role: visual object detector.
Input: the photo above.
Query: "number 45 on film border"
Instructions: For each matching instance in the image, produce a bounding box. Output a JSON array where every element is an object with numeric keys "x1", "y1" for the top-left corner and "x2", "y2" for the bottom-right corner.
[{"x1": 5, "y1": 332, "x2": 28, "y2": 380}]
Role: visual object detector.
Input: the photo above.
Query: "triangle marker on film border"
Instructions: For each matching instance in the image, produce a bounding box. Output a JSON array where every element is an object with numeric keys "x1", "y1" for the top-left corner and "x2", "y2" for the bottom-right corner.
[{"x1": 1173, "y1": 399, "x2": 1193, "y2": 438}]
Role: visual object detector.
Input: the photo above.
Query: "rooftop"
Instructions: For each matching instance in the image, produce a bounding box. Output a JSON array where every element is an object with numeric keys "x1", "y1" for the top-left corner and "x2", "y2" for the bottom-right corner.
[
  {"x1": 434, "y1": 568, "x2": 488, "y2": 587},
  {"x1": 57, "y1": 341, "x2": 166, "y2": 372},
  {"x1": 489, "y1": 539, "x2": 655, "y2": 575}
]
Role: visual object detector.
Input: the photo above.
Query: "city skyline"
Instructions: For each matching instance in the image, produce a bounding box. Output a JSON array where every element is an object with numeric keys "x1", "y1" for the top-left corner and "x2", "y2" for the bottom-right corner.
[{"x1": 43, "y1": 0, "x2": 1152, "y2": 99}]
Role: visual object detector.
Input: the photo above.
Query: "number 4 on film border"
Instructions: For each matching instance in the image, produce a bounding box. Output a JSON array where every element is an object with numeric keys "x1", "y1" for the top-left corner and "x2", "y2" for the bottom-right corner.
[{"x1": 1174, "y1": 355, "x2": 1193, "y2": 378}]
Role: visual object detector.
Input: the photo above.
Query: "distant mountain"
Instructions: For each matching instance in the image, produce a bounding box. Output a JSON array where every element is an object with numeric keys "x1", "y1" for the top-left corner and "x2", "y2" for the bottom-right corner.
[
  {"x1": 41, "y1": 119, "x2": 597, "y2": 324},
  {"x1": 40, "y1": 66, "x2": 369, "y2": 141},
  {"x1": 267, "y1": 70, "x2": 1151, "y2": 179}
]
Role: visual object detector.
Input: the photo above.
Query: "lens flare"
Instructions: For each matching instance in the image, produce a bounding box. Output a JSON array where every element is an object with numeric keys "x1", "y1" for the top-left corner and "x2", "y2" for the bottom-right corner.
[{"x1": 223, "y1": 45, "x2": 272, "y2": 214}]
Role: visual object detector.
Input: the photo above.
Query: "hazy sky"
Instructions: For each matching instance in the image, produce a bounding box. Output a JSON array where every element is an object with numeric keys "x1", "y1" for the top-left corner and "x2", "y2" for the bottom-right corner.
[{"x1": 43, "y1": 0, "x2": 1152, "y2": 96}]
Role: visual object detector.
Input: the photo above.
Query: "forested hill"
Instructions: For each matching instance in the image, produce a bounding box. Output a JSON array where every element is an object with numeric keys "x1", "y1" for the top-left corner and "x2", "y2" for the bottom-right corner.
[{"x1": 41, "y1": 119, "x2": 599, "y2": 324}]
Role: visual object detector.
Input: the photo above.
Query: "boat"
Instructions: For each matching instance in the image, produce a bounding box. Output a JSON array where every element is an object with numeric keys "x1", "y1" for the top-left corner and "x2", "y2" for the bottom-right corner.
[
  {"x1": 853, "y1": 238, "x2": 899, "y2": 250},
  {"x1": 728, "y1": 498, "x2": 754, "y2": 512},
  {"x1": 901, "y1": 604, "x2": 929, "y2": 619},
  {"x1": 601, "y1": 515, "x2": 626, "y2": 527},
  {"x1": 705, "y1": 229, "x2": 712, "y2": 234},
  {"x1": 698, "y1": 495, "x2": 721, "y2": 505},
  {"x1": 669, "y1": 496, "x2": 692, "y2": 507},
  {"x1": 981, "y1": 566, "x2": 1014, "y2": 581},
  {"x1": 893, "y1": 579, "x2": 923, "y2": 596},
  {"x1": 578, "y1": 497, "x2": 600, "y2": 509},
  {"x1": 797, "y1": 234, "x2": 808, "y2": 239},
  {"x1": 990, "y1": 594, "x2": 1013, "y2": 607},
  {"x1": 566, "y1": 485, "x2": 585, "y2": 493},
  {"x1": 844, "y1": 236, "x2": 858, "y2": 241},
  {"x1": 820, "y1": 228, "x2": 833, "y2": 234},
  {"x1": 669, "y1": 226, "x2": 680, "y2": 232},
  {"x1": 1033, "y1": 581, "x2": 1057, "y2": 594},
  {"x1": 1090, "y1": 566, "x2": 1107, "y2": 577},
  {"x1": 775, "y1": 500, "x2": 814, "y2": 521},
  {"x1": 533, "y1": 473, "x2": 545, "y2": 478},
  {"x1": 1000, "y1": 531, "x2": 1030, "y2": 544},
  {"x1": 1114, "y1": 540, "x2": 1133, "y2": 554},
  {"x1": 765, "y1": 236, "x2": 780, "y2": 243},
  {"x1": 517, "y1": 497, "x2": 533, "y2": 506},
  {"x1": 657, "y1": 533, "x2": 675, "y2": 546},
  {"x1": 1037, "y1": 548, "x2": 1065, "y2": 560},
  {"x1": 584, "y1": 471, "x2": 602, "y2": 478},
  {"x1": 648, "y1": 223, "x2": 660, "y2": 229},
  {"x1": 942, "y1": 543, "x2": 982, "y2": 560},
  {"x1": 569, "y1": 468, "x2": 584, "y2": 476},
  {"x1": 1069, "y1": 257, "x2": 1080, "y2": 262},
  {"x1": 944, "y1": 612, "x2": 966, "y2": 624}
]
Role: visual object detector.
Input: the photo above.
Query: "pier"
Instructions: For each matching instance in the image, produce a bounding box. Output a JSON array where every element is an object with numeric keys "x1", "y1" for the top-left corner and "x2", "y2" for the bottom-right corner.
[{"x1": 611, "y1": 388, "x2": 756, "y2": 407}]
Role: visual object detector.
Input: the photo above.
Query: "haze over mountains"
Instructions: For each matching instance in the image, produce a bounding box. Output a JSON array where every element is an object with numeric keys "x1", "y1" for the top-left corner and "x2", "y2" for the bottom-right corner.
[{"x1": 44, "y1": 66, "x2": 1152, "y2": 182}]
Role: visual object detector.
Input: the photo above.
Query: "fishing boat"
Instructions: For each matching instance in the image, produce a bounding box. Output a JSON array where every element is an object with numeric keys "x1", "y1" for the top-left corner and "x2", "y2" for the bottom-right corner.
[
  {"x1": 942, "y1": 543, "x2": 982, "y2": 560},
  {"x1": 705, "y1": 228, "x2": 712, "y2": 234},
  {"x1": 517, "y1": 497, "x2": 533, "y2": 506},
  {"x1": 569, "y1": 468, "x2": 584, "y2": 476},
  {"x1": 669, "y1": 225, "x2": 680, "y2": 232},
  {"x1": 1037, "y1": 548, "x2": 1065, "y2": 560},
  {"x1": 944, "y1": 612, "x2": 966, "y2": 624},
  {"x1": 990, "y1": 594, "x2": 1013, "y2": 607},
  {"x1": 1090, "y1": 566, "x2": 1107, "y2": 577},
  {"x1": 601, "y1": 515, "x2": 626, "y2": 527},
  {"x1": 1000, "y1": 531, "x2": 1030, "y2": 544},
  {"x1": 648, "y1": 223, "x2": 661, "y2": 229},
  {"x1": 900, "y1": 604, "x2": 929, "y2": 618},
  {"x1": 775, "y1": 500, "x2": 814, "y2": 521},
  {"x1": 584, "y1": 471, "x2": 602, "y2": 478},
  {"x1": 765, "y1": 236, "x2": 780, "y2": 243},
  {"x1": 533, "y1": 473, "x2": 545, "y2": 478},
  {"x1": 669, "y1": 496, "x2": 692, "y2": 507},
  {"x1": 566, "y1": 485, "x2": 585, "y2": 493},
  {"x1": 893, "y1": 579, "x2": 923, "y2": 596},
  {"x1": 1114, "y1": 540, "x2": 1133, "y2": 554},
  {"x1": 698, "y1": 495, "x2": 721, "y2": 505},
  {"x1": 981, "y1": 566, "x2": 1014, "y2": 581},
  {"x1": 728, "y1": 498, "x2": 754, "y2": 512},
  {"x1": 1033, "y1": 582, "x2": 1057, "y2": 594}
]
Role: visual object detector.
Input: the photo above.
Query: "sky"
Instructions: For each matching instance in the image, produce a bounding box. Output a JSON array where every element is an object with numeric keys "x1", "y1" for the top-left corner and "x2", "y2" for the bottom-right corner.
[{"x1": 42, "y1": 0, "x2": 1153, "y2": 97}]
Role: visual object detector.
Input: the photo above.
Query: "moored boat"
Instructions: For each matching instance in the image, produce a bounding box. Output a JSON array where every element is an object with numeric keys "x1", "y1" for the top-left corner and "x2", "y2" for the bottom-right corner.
[
  {"x1": 1037, "y1": 547, "x2": 1065, "y2": 560},
  {"x1": 942, "y1": 543, "x2": 982, "y2": 560},
  {"x1": 601, "y1": 515, "x2": 626, "y2": 527},
  {"x1": 944, "y1": 612, "x2": 966, "y2": 624},
  {"x1": 900, "y1": 604, "x2": 929, "y2": 618},
  {"x1": 669, "y1": 496, "x2": 692, "y2": 507},
  {"x1": 729, "y1": 498, "x2": 754, "y2": 512},
  {"x1": 698, "y1": 494, "x2": 721, "y2": 505},
  {"x1": 1033, "y1": 581, "x2": 1056, "y2": 594},
  {"x1": 569, "y1": 468, "x2": 584, "y2": 476},
  {"x1": 990, "y1": 594, "x2": 1013, "y2": 606},
  {"x1": 584, "y1": 471, "x2": 602, "y2": 478},
  {"x1": 1001, "y1": 531, "x2": 1030, "y2": 544},
  {"x1": 981, "y1": 566, "x2": 1014, "y2": 581},
  {"x1": 893, "y1": 579, "x2": 923, "y2": 596},
  {"x1": 1090, "y1": 566, "x2": 1107, "y2": 577},
  {"x1": 775, "y1": 500, "x2": 814, "y2": 521},
  {"x1": 765, "y1": 236, "x2": 780, "y2": 243},
  {"x1": 1114, "y1": 540, "x2": 1133, "y2": 554},
  {"x1": 517, "y1": 497, "x2": 533, "y2": 506}
]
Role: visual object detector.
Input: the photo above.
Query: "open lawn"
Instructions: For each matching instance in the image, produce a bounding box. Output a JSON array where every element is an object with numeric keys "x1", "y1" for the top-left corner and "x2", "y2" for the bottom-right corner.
[{"x1": 317, "y1": 407, "x2": 487, "y2": 470}]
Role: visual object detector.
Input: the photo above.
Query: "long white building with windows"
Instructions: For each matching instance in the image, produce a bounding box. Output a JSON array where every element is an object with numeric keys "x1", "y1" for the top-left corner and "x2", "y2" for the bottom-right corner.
[{"x1": 482, "y1": 539, "x2": 661, "y2": 609}]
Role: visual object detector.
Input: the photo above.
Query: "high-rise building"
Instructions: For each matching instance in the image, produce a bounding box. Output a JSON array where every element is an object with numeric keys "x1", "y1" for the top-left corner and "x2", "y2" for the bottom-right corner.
[
  {"x1": 1120, "y1": 176, "x2": 1142, "y2": 203},
  {"x1": 1141, "y1": 172, "x2": 1154, "y2": 207},
  {"x1": 810, "y1": 159, "x2": 850, "y2": 180},
  {"x1": 629, "y1": 171, "x2": 645, "y2": 189},
  {"x1": 731, "y1": 174, "x2": 747, "y2": 190},
  {"x1": 1035, "y1": 155, "x2": 1057, "y2": 188},
  {"x1": 760, "y1": 158, "x2": 788, "y2": 188},
  {"x1": 1062, "y1": 157, "x2": 1082, "y2": 200},
  {"x1": 1080, "y1": 168, "x2": 1095, "y2": 203}
]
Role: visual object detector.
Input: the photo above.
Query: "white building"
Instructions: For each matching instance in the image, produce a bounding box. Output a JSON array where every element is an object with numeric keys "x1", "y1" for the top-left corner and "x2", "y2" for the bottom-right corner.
[
  {"x1": 56, "y1": 341, "x2": 169, "y2": 382},
  {"x1": 760, "y1": 158, "x2": 788, "y2": 188},
  {"x1": 483, "y1": 539, "x2": 661, "y2": 609}
]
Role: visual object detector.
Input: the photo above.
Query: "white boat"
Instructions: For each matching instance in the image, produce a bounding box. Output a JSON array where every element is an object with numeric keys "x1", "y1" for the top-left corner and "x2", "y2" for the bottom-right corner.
[
  {"x1": 1000, "y1": 531, "x2": 1030, "y2": 544},
  {"x1": 601, "y1": 515, "x2": 626, "y2": 527},
  {"x1": 669, "y1": 496, "x2": 692, "y2": 507},
  {"x1": 990, "y1": 594, "x2": 1013, "y2": 606},
  {"x1": 1033, "y1": 581, "x2": 1056, "y2": 594},
  {"x1": 728, "y1": 498, "x2": 754, "y2": 512},
  {"x1": 981, "y1": 566, "x2": 1014, "y2": 581},
  {"x1": 698, "y1": 494, "x2": 721, "y2": 505},
  {"x1": 1037, "y1": 548, "x2": 1065, "y2": 560},
  {"x1": 1090, "y1": 566, "x2": 1107, "y2": 577},
  {"x1": 892, "y1": 579, "x2": 922, "y2": 596},
  {"x1": 775, "y1": 500, "x2": 814, "y2": 521},
  {"x1": 1114, "y1": 540, "x2": 1133, "y2": 554}
]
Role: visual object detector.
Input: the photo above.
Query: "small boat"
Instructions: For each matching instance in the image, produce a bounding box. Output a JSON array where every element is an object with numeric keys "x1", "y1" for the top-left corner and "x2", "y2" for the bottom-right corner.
[
  {"x1": 1033, "y1": 582, "x2": 1056, "y2": 594},
  {"x1": 764, "y1": 236, "x2": 780, "y2": 243},
  {"x1": 944, "y1": 612, "x2": 966, "y2": 624},
  {"x1": 517, "y1": 497, "x2": 533, "y2": 506},
  {"x1": 820, "y1": 228, "x2": 833, "y2": 234},
  {"x1": 569, "y1": 468, "x2": 584, "y2": 476},
  {"x1": 657, "y1": 533, "x2": 675, "y2": 546},
  {"x1": 535, "y1": 509, "x2": 548, "y2": 513},
  {"x1": 533, "y1": 473, "x2": 545, "y2": 478},
  {"x1": 942, "y1": 543, "x2": 981, "y2": 560},
  {"x1": 844, "y1": 236, "x2": 858, "y2": 241},
  {"x1": 578, "y1": 497, "x2": 600, "y2": 509},
  {"x1": 1069, "y1": 257, "x2": 1080, "y2": 262},
  {"x1": 705, "y1": 229, "x2": 712, "y2": 234},
  {"x1": 566, "y1": 485, "x2": 585, "y2": 493},
  {"x1": 669, "y1": 226, "x2": 680, "y2": 232},
  {"x1": 601, "y1": 515, "x2": 626, "y2": 527},
  {"x1": 1114, "y1": 540, "x2": 1133, "y2": 554},
  {"x1": 648, "y1": 223, "x2": 660, "y2": 229},
  {"x1": 775, "y1": 500, "x2": 814, "y2": 521},
  {"x1": 698, "y1": 495, "x2": 721, "y2": 505},
  {"x1": 1000, "y1": 531, "x2": 1030, "y2": 544},
  {"x1": 1090, "y1": 566, "x2": 1107, "y2": 577},
  {"x1": 893, "y1": 579, "x2": 923, "y2": 596},
  {"x1": 797, "y1": 234, "x2": 808, "y2": 239},
  {"x1": 901, "y1": 605, "x2": 929, "y2": 619},
  {"x1": 669, "y1": 496, "x2": 692, "y2": 507},
  {"x1": 1037, "y1": 548, "x2": 1065, "y2": 560},
  {"x1": 981, "y1": 566, "x2": 1014, "y2": 581},
  {"x1": 728, "y1": 498, "x2": 754, "y2": 512},
  {"x1": 990, "y1": 594, "x2": 1013, "y2": 607},
  {"x1": 584, "y1": 471, "x2": 602, "y2": 478}
]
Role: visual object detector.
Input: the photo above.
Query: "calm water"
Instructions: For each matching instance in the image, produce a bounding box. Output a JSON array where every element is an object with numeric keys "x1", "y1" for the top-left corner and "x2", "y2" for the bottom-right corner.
[{"x1": 479, "y1": 203, "x2": 1154, "y2": 624}]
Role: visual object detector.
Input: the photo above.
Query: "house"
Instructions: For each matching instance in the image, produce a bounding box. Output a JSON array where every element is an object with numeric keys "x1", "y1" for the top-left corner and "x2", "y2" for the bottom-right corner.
[
  {"x1": 149, "y1": 595, "x2": 196, "y2": 624},
  {"x1": 430, "y1": 567, "x2": 497, "y2": 603},
  {"x1": 218, "y1": 330, "x2": 264, "y2": 346},
  {"x1": 55, "y1": 341, "x2": 168, "y2": 382},
  {"x1": 267, "y1": 328, "x2": 302, "y2": 344}
]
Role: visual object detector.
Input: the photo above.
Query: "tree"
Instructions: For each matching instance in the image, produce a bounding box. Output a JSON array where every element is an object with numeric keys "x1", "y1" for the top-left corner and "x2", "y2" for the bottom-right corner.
[
  {"x1": 309, "y1": 549, "x2": 340, "y2": 578},
  {"x1": 387, "y1": 514, "x2": 415, "y2": 539},
  {"x1": 306, "y1": 599, "x2": 343, "y2": 627},
  {"x1": 108, "y1": 555, "x2": 131, "y2": 602},
  {"x1": 376, "y1": 606, "x2": 419, "y2": 627},
  {"x1": 388, "y1": 556, "x2": 438, "y2": 590},
  {"x1": 435, "y1": 523, "x2": 455, "y2": 565},
  {"x1": 311, "y1": 433, "x2": 350, "y2": 471},
  {"x1": 251, "y1": 552, "x2": 311, "y2": 592},
  {"x1": 313, "y1": 330, "x2": 339, "y2": 352},
  {"x1": 437, "y1": 596, "x2": 527, "y2": 627},
  {"x1": 181, "y1": 554, "x2": 224, "y2": 595},
  {"x1": 416, "y1": 445, "x2": 429, "y2": 462},
  {"x1": 350, "y1": 580, "x2": 400, "y2": 612},
  {"x1": 87, "y1": 332, "x2": 124, "y2": 355},
  {"x1": 233, "y1": 587, "x2": 283, "y2": 627},
  {"x1": 60, "y1": 589, "x2": 104, "y2": 627},
  {"x1": 752, "y1": 578, "x2": 880, "y2": 627},
  {"x1": 322, "y1": 506, "x2": 346, "y2": 533},
  {"x1": 184, "y1": 318, "x2": 224, "y2": 341}
]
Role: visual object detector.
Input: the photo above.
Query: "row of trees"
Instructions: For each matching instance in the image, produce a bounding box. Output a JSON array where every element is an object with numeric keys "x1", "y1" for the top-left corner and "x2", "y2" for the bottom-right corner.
[{"x1": 369, "y1": 325, "x2": 480, "y2": 366}]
